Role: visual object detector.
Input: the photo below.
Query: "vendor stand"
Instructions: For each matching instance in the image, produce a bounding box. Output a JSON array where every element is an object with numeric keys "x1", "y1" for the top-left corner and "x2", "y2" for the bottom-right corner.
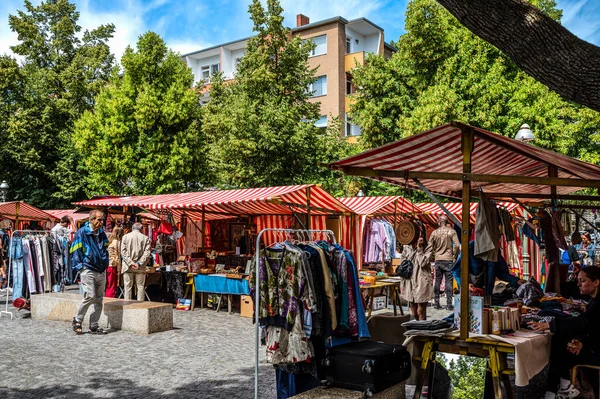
[
  {"x1": 74, "y1": 185, "x2": 352, "y2": 309},
  {"x1": 330, "y1": 122, "x2": 600, "y2": 398}
]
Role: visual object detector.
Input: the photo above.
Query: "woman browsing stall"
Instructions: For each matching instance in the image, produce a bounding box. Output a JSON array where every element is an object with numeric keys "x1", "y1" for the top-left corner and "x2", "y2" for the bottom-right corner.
[
  {"x1": 529, "y1": 266, "x2": 600, "y2": 399},
  {"x1": 106, "y1": 227, "x2": 124, "y2": 298},
  {"x1": 399, "y1": 235, "x2": 434, "y2": 321}
]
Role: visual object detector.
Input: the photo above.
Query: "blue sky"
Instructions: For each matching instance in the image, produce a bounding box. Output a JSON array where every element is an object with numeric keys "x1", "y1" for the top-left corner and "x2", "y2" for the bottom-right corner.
[{"x1": 0, "y1": 0, "x2": 598, "y2": 63}]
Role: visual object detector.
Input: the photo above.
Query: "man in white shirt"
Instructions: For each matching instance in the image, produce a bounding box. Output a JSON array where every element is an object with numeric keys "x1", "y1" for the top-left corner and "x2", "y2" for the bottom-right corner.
[
  {"x1": 121, "y1": 222, "x2": 151, "y2": 301},
  {"x1": 51, "y1": 216, "x2": 72, "y2": 235}
]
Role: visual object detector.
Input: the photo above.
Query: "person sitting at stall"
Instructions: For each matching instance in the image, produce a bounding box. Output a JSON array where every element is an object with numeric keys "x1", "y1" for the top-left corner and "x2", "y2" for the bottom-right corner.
[
  {"x1": 529, "y1": 266, "x2": 600, "y2": 399},
  {"x1": 451, "y1": 241, "x2": 525, "y2": 297},
  {"x1": 399, "y1": 235, "x2": 434, "y2": 320}
]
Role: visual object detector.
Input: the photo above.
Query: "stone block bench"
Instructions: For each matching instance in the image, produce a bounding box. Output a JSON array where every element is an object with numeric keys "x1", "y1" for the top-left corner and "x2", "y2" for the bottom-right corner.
[{"x1": 30, "y1": 293, "x2": 173, "y2": 334}]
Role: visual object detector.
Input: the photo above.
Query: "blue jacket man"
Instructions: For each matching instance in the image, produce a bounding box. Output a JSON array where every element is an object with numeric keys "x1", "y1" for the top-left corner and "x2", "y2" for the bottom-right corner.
[
  {"x1": 70, "y1": 210, "x2": 109, "y2": 334},
  {"x1": 452, "y1": 241, "x2": 523, "y2": 297}
]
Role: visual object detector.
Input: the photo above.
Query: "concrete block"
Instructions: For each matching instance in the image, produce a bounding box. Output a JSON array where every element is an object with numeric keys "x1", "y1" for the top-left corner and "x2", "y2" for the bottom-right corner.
[
  {"x1": 289, "y1": 383, "x2": 405, "y2": 399},
  {"x1": 30, "y1": 293, "x2": 173, "y2": 334}
]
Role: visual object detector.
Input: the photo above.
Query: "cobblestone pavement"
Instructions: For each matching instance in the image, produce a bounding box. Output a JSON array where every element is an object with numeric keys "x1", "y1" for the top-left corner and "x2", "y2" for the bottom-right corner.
[
  {"x1": 0, "y1": 290, "x2": 275, "y2": 399},
  {"x1": 2, "y1": 290, "x2": 590, "y2": 399}
]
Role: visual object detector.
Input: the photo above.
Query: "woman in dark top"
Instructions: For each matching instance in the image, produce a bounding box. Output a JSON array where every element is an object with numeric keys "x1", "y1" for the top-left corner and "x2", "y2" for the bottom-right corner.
[{"x1": 529, "y1": 266, "x2": 600, "y2": 399}]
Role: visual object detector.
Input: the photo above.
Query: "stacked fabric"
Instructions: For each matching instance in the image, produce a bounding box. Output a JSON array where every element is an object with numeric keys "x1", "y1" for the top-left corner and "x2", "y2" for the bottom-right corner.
[{"x1": 401, "y1": 319, "x2": 456, "y2": 337}]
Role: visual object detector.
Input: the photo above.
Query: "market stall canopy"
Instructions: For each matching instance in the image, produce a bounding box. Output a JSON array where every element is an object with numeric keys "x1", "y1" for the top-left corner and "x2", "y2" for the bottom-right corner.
[
  {"x1": 329, "y1": 122, "x2": 600, "y2": 201},
  {"x1": 416, "y1": 201, "x2": 520, "y2": 224},
  {"x1": 45, "y1": 209, "x2": 89, "y2": 223},
  {"x1": 337, "y1": 196, "x2": 421, "y2": 216},
  {"x1": 0, "y1": 201, "x2": 58, "y2": 222},
  {"x1": 74, "y1": 185, "x2": 351, "y2": 221}
]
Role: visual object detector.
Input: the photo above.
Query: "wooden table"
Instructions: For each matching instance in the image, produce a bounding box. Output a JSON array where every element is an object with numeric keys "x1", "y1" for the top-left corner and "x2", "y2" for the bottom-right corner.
[
  {"x1": 410, "y1": 334, "x2": 516, "y2": 399},
  {"x1": 360, "y1": 282, "x2": 404, "y2": 318}
]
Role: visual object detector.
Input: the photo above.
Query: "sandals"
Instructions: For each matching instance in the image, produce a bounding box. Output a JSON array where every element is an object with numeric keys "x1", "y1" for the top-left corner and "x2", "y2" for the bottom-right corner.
[{"x1": 72, "y1": 318, "x2": 83, "y2": 334}]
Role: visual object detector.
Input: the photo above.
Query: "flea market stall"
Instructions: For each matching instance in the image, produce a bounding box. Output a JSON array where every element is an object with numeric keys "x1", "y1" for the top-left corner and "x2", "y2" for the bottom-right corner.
[
  {"x1": 330, "y1": 122, "x2": 600, "y2": 398},
  {"x1": 75, "y1": 185, "x2": 352, "y2": 311}
]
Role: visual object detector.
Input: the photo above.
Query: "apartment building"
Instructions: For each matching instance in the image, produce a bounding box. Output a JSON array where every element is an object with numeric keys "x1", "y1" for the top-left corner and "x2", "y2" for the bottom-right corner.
[{"x1": 182, "y1": 14, "x2": 396, "y2": 139}]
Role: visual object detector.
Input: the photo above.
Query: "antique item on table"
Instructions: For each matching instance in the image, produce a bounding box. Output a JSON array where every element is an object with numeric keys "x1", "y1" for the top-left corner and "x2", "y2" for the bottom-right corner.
[{"x1": 189, "y1": 258, "x2": 205, "y2": 274}]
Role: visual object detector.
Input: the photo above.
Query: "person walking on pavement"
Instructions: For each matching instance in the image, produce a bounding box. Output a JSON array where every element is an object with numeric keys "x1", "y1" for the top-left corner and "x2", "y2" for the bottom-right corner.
[
  {"x1": 427, "y1": 215, "x2": 461, "y2": 310},
  {"x1": 121, "y1": 222, "x2": 151, "y2": 301},
  {"x1": 71, "y1": 210, "x2": 109, "y2": 334}
]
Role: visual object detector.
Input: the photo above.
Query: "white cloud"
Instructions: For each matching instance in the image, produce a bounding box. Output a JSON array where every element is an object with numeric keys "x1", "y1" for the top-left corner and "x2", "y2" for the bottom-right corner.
[
  {"x1": 279, "y1": 0, "x2": 387, "y2": 23},
  {"x1": 555, "y1": 0, "x2": 600, "y2": 45}
]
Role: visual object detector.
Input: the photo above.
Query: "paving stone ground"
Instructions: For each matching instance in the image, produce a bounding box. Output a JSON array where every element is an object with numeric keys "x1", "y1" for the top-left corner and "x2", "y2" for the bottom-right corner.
[{"x1": 1, "y1": 289, "x2": 593, "y2": 399}]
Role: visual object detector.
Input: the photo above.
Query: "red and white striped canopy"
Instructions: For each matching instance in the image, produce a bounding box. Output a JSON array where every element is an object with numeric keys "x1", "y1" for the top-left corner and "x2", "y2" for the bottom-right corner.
[
  {"x1": 330, "y1": 123, "x2": 600, "y2": 199},
  {"x1": 74, "y1": 185, "x2": 350, "y2": 220},
  {"x1": 337, "y1": 196, "x2": 420, "y2": 216},
  {"x1": 45, "y1": 209, "x2": 90, "y2": 222},
  {"x1": 0, "y1": 202, "x2": 59, "y2": 222},
  {"x1": 416, "y1": 202, "x2": 520, "y2": 224}
]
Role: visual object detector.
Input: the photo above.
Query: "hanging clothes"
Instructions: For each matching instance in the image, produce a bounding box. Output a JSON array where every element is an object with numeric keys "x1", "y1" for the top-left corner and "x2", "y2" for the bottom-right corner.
[{"x1": 474, "y1": 192, "x2": 500, "y2": 262}]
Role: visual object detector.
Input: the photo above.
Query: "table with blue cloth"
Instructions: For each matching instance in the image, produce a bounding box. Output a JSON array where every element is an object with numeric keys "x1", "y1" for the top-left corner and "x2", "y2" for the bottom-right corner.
[{"x1": 194, "y1": 274, "x2": 250, "y2": 313}]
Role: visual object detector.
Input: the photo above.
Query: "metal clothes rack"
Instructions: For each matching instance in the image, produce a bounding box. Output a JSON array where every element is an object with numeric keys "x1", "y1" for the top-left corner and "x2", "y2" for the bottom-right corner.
[
  {"x1": 1, "y1": 230, "x2": 54, "y2": 319},
  {"x1": 253, "y1": 228, "x2": 337, "y2": 399}
]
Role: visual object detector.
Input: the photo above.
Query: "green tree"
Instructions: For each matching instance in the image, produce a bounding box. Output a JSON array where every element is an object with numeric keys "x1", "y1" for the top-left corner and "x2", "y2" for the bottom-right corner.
[
  {"x1": 73, "y1": 32, "x2": 207, "y2": 195},
  {"x1": 0, "y1": 0, "x2": 115, "y2": 207},
  {"x1": 202, "y1": 0, "x2": 353, "y2": 191},
  {"x1": 350, "y1": 0, "x2": 600, "y2": 162},
  {"x1": 437, "y1": 354, "x2": 487, "y2": 398}
]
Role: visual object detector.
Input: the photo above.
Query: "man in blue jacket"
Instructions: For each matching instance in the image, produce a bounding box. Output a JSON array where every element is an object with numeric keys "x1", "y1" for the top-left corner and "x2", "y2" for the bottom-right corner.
[{"x1": 71, "y1": 210, "x2": 109, "y2": 334}]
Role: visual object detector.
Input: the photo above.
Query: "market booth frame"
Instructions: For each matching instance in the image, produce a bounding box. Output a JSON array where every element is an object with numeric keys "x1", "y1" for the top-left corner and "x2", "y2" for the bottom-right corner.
[{"x1": 329, "y1": 121, "x2": 600, "y2": 398}]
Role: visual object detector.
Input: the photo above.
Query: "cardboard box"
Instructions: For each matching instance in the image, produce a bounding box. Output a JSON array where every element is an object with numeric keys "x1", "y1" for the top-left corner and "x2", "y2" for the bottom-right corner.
[
  {"x1": 372, "y1": 295, "x2": 387, "y2": 310},
  {"x1": 240, "y1": 295, "x2": 254, "y2": 318},
  {"x1": 454, "y1": 296, "x2": 484, "y2": 334}
]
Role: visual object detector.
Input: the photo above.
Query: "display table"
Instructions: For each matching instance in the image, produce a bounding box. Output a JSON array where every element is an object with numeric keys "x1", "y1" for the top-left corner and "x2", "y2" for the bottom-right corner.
[
  {"x1": 360, "y1": 281, "x2": 403, "y2": 318},
  {"x1": 193, "y1": 274, "x2": 250, "y2": 313},
  {"x1": 289, "y1": 383, "x2": 405, "y2": 398},
  {"x1": 406, "y1": 330, "x2": 550, "y2": 399}
]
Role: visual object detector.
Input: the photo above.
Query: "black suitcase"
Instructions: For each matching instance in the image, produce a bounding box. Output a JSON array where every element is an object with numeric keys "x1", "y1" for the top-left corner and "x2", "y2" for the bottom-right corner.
[{"x1": 322, "y1": 340, "x2": 411, "y2": 397}]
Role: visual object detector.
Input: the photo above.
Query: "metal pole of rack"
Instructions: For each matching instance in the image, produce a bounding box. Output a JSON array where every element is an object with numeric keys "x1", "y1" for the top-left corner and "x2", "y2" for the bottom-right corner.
[
  {"x1": 1, "y1": 229, "x2": 54, "y2": 319},
  {"x1": 254, "y1": 228, "x2": 336, "y2": 399}
]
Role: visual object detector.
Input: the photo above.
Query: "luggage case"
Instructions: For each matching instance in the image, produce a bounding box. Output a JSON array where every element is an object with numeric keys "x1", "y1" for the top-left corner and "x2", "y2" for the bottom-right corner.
[{"x1": 322, "y1": 340, "x2": 411, "y2": 397}]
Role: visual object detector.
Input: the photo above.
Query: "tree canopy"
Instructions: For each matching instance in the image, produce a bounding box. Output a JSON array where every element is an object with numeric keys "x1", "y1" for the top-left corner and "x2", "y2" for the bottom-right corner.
[
  {"x1": 73, "y1": 32, "x2": 207, "y2": 196},
  {"x1": 0, "y1": 0, "x2": 115, "y2": 207},
  {"x1": 350, "y1": 0, "x2": 600, "y2": 166},
  {"x1": 202, "y1": 0, "x2": 354, "y2": 193}
]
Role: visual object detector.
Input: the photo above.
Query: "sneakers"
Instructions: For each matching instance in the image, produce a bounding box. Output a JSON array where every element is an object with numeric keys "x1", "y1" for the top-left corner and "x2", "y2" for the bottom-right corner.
[
  {"x1": 446, "y1": 304, "x2": 454, "y2": 311},
  {"x1": 434, "y1": 302, "x2": 443, "y2": 310},
  {"x1": 89, "y1": 325, "x2": 108, "y2": 335},
  {"x1": 557, "y1": 383, "x2": 580, "y2": 399},
  {"x1": 72, "y1": 318, "x2": 83, "y2": 334}
]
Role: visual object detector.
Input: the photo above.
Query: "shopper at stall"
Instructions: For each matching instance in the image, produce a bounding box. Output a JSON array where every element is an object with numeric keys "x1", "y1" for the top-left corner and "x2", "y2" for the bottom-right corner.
[
  {"x1": 399, "y1": 235, "x2": 434, "y2": 320},
  {"x1": 530, "y1": 266, "x2": 600, "y2": 399},
  {"x1": 71, "y1": 210, "x2": 109, "y2": 334},
  {"x1": 106, "y1": 227, "x2": 124, "y2": 298},
  {"x1": 427, "y1": 215, "x2": 461, "y2": 310},
  {"x1": 121, "y1": 222, "x2": 151, "y2": 301},
  {"x1": 51, "y1": 216, "x2": 71, "y2": 235},
  {"x1": 575, "y1": 232, "x2": 595, "y2": 266}
]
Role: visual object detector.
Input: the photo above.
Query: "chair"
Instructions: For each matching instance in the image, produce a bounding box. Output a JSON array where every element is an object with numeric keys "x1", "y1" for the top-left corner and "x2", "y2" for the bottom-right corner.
[
  {"x1": 367, "y1": 313, "x2": 411, "y2": 345},
  {"x1": 571, "y1": 364, "x2": 600, "y2": 393}
]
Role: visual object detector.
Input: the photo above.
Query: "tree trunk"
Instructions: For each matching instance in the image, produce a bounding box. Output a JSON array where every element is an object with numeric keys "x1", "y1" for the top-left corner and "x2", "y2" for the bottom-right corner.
[{"x1": 436, "y1": 0, "x2": 600, "y2": 112}]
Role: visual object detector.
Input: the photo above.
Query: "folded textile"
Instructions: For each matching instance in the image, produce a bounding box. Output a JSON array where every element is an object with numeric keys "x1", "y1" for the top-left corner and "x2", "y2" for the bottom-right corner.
[
  {"x1": 401, "y1": 319, "x2": 453, "y2": 330},
  {"x1": 403, "y1": 326, "x2": 457, "y2": 337}
]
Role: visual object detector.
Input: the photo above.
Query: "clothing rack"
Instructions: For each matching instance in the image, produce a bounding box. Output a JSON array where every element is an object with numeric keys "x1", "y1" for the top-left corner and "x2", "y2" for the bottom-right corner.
[
  {"x1": 1, "y1": 230, "x2": 54, "y2": 319},
  {"x1": 253, "y1": 228, "x2": 337, "y2": 399}
]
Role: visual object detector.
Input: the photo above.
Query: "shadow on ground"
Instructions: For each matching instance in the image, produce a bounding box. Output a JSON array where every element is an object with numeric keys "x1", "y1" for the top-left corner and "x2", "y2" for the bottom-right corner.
[{"x1": 0, "y1": 366, "x2": 271, "y2": 399}]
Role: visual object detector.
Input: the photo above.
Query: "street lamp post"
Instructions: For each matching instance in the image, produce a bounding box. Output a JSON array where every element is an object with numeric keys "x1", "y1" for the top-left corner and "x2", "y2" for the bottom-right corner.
[
  {"x1": 515, "y1": 124, "x2": 535, "y2": 279},
  {"x1": 0, "y1": 181, "x2": 8, "y2": 203}
]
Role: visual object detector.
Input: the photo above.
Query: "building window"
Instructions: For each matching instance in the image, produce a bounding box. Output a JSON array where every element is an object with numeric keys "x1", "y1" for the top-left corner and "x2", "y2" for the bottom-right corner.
[
  {"x1": 346, "y1": 76, "x2": 354, "y2": 95},
  {"x1": 345, "y1": 113, "x2": 361, "y2": 136},
  {"x1": 346, "y1": 36, "x2": 352, "y2": 54},
  {"x1": 309, "y1": 35, "x2": 327, "y2": 57},
  {"x1": 201, "y1": 63, "x2": 220, "y2": 80},
  {"x1": 308, "y1": 75, "x2": 327, "y2": 97},
  {"x1": 315, "y1": 115, "x2": 327, "y2": 128}
]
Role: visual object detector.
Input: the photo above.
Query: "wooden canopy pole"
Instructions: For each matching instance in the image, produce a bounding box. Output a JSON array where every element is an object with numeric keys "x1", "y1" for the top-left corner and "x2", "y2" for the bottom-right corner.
[
  {"x1": 201, "y1": 205, "x2": 206, "y2": 252},
  {"x1": 413, "y1": 178, "x2": 462, "y2": 227},
  {"x1": 306, "y1": 187, "x2": 311, "y2": 230},
  {"x1": 460, "y1": 128, "x2": 474, "y2": 340},
  {"x1": 393, "y1": 198, "x2": 398, "y2": 232},
  {"x1": 15, "y1": 202, "x2": 20, "y2": 230}
]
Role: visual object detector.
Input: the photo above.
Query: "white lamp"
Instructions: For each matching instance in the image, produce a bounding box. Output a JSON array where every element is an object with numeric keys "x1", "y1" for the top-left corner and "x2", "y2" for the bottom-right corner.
[{"x1": 515, "y1": 123, "x2": 535, "y2": 143}]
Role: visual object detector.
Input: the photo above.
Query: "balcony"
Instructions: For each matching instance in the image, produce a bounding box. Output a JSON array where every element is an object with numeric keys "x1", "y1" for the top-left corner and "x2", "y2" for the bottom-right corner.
[{"x1": 345, "y1": 51, "x2": 364, "y2": 72}]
